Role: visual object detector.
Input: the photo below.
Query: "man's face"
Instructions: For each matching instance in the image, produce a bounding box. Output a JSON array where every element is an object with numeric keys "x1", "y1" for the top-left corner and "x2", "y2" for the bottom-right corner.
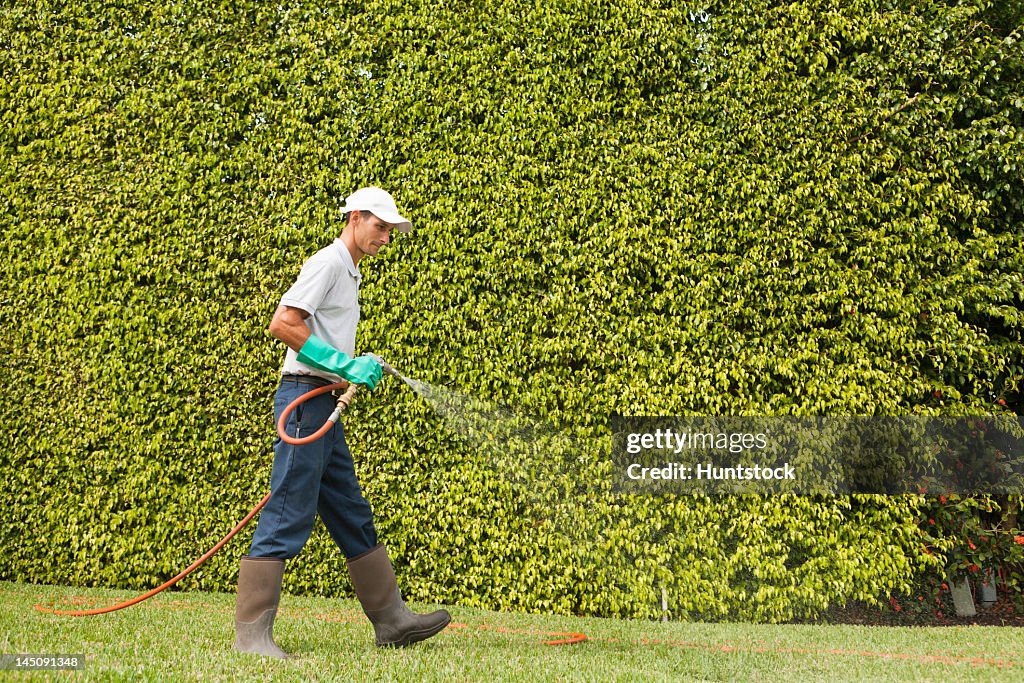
[{"x1": 351, "y1": 210, "x2": 396, "y2": 258}]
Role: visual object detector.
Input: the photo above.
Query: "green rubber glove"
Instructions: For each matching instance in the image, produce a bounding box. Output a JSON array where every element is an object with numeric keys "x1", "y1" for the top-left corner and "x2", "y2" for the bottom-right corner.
[{"x1": 296, "y1": 335, "x2": 383, "y2": 390}]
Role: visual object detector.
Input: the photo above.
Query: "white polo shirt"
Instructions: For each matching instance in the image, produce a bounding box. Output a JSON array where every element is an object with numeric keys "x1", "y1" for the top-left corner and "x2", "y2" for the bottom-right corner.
[{"x1": 279, "y1": 239, "x2": 361, "y2": 381}]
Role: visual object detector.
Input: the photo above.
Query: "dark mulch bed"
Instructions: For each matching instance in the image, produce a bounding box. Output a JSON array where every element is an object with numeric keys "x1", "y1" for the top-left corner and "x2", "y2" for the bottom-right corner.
[{"x1": 807, "y1": 595, "x2": 1024, "y2": 627}]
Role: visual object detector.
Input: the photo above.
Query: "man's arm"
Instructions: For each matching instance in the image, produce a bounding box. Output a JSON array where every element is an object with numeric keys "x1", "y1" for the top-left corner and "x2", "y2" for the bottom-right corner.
[
  {"x1": 268, "y1": 304, "x2": 382, "y2": 388},
  {"x1": 268, "y1": 305, "x2": 312, "y2": 352}
]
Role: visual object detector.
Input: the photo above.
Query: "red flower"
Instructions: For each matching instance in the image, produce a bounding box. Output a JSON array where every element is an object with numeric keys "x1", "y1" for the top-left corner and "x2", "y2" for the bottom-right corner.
[
  {"x1": 928, "y1": 518, "x2": 935, "y2": 525},
  {"x1": 1014, "y1": 535, "x2": 1024, "y2": 545},
  {"x1": 939, "y1": 495, "x2": 948, "y2": 504},
  {"x1": 968, "y1": 540, "x2": 977, "y2": 551},
  {"x1": 968, "y1": 564, "x2": 981, "y2": 573}
]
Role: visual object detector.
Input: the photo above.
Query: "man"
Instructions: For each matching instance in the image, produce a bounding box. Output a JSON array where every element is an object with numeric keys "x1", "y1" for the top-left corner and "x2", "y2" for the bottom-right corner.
[{"x1": 234, "y1": 187, "x2": 450, "y2": 658}]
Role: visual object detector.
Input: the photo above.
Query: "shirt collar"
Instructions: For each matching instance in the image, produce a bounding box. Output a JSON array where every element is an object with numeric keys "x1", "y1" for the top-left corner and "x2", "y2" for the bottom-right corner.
[{"x1": 333, "y1": 239, "x2": 361, "y2": 280}]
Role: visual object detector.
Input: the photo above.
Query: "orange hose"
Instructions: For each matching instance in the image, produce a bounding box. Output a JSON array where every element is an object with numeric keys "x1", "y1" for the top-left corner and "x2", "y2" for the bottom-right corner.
[
  {"x1": 543, "y1": 632, "x2": 588, "y2": 646},
  {"x1": 36, "y1": 381, "x2": 353, "y2": 617},
  {"x1": 36, "y1": 492, "x2": 272, "y2": 616}
]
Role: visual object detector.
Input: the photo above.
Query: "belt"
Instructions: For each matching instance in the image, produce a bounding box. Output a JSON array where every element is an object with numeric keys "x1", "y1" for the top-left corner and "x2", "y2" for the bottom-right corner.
[{"x1": 280, "y1": 373, "x2": 338, "y2": 388}]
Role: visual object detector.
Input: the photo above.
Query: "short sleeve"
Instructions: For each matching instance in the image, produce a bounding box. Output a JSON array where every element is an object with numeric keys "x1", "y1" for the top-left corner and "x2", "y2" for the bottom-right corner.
[{"x1": 279, "y1": 254, "x2": 337, "y2": 315}]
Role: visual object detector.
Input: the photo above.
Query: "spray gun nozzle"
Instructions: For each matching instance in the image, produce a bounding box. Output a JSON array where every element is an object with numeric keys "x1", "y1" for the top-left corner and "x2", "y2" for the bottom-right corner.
[{"x1": 363, "y1": 352, "x2": 402, "y2": 379}]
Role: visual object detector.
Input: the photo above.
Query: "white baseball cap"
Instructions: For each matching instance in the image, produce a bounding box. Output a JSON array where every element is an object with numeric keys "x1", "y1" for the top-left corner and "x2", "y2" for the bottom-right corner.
[{"x1": 341, "y1": 187, "x2": 412, "y2": 233}]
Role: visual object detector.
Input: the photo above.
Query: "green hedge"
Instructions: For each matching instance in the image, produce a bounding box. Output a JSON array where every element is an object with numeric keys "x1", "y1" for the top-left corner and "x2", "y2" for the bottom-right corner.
[{"x1": 1, "y1": 0, "x2": 1020, "y2": 622}]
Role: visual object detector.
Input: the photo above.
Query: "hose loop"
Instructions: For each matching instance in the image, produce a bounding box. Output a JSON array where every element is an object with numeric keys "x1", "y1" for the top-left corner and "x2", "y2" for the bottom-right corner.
[{"x1": 276, "y1": 382, "x2": 353, "y2": 446}]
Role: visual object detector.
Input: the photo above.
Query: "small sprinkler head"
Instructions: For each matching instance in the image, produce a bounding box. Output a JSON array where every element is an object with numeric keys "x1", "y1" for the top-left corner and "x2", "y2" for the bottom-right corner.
[{"x1": 363, "y1": 352, "x2": 402, "y2": 379}]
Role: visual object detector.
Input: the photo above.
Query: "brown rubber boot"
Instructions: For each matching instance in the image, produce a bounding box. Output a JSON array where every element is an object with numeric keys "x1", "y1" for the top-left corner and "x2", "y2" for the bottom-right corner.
[
  {"x1": 234, "y1": 556, "x2": 289, "y2": 659},
  {"x1": 347, "y1": 544, "x2": 451, "y2": 648}
]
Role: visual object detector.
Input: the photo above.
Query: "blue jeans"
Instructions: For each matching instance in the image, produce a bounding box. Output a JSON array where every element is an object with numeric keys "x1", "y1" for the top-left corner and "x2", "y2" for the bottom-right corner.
[{"x1": 249, "y1": 378, "x2": 378, "y2": 559}]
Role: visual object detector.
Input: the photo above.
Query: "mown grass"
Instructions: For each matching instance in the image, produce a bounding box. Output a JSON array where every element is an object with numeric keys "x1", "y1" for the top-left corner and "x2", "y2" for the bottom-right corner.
[{"x1": 1, "y1": 580, "x2": 1020, "y2": 682}]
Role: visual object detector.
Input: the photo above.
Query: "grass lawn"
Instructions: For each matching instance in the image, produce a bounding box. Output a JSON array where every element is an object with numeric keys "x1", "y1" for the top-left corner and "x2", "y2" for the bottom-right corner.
[{"x1": 1, "y1": 580, "x2": 1021, "y2": 681}]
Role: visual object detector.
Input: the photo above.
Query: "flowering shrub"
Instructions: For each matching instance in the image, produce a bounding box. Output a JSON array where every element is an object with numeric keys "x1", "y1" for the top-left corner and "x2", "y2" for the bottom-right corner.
[
  {"x1": 888, "y1": 578, "x2": 952, "y2": 620},
  {"x1": 918, "y1": 494, "x2": 1024, "y2": 608}
]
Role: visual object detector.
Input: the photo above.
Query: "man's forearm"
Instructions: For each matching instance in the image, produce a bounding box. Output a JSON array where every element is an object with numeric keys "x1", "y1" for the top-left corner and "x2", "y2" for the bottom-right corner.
[{"x1": 268, "y1": 305, "x2": 312, "y2": 352}]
